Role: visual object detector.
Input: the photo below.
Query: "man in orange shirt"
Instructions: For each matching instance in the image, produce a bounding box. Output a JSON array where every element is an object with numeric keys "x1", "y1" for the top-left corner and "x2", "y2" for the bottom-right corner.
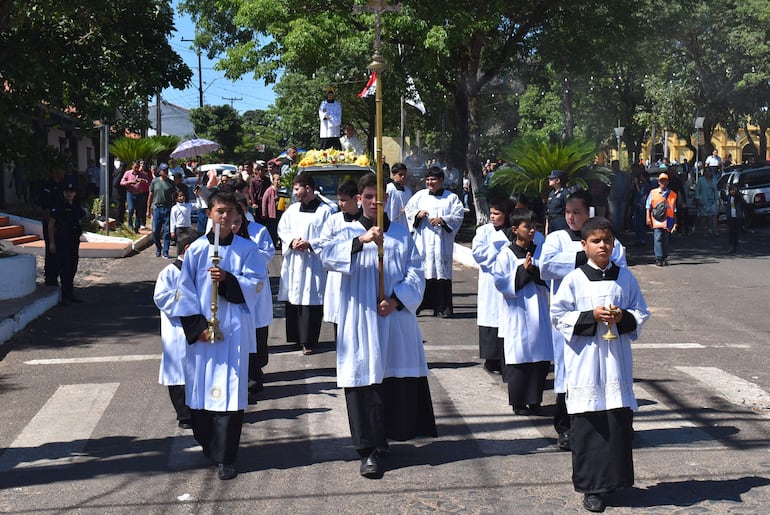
[{"x1": 646, "y1": 172, "x2": 678, "y2": 266}]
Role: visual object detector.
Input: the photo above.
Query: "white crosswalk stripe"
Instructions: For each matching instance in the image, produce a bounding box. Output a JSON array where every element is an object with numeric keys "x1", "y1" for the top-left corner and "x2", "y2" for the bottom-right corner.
[
  {"x1": 0, "y1": 383, "x2": 119, "y2": 470},
  {"x1": 676, "y1": 366, "x2": 770, "y2": 415}
]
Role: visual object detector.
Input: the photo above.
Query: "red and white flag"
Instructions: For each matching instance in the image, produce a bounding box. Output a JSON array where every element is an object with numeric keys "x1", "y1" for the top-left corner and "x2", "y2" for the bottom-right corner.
[{"x1": 358, "y1": 72, "x2": 377, "y2": 98}]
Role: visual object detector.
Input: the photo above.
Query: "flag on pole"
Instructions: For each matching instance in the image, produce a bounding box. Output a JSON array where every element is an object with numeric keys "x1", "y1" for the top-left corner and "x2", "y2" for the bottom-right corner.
[
  {"x1": 358, "y1": 72, "x2": 377, "y2": 98},
  {"x1": 405, "y1": 75, "x2": 426, "y2": 115}
]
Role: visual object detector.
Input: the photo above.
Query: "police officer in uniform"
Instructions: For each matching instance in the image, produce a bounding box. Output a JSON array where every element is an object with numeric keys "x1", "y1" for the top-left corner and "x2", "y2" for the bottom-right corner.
[
  {"x1": 546, "y1": 170, "x2": 569, "y2": 234},
  {"x1": 48, "y1": 178, "x2": 87, "y2": 305},
  {"x1": 40, "y1": 165, "x2": 66, "y2": 286}
]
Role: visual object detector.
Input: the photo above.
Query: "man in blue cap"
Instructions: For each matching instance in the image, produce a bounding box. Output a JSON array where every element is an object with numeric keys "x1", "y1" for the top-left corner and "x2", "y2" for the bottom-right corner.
[
  {"x1": 148, "y1": 163, "x2": 176, "y2": 258},
  {"x1": 546, "y1": 170, "x2": 569, "y2": 234}
]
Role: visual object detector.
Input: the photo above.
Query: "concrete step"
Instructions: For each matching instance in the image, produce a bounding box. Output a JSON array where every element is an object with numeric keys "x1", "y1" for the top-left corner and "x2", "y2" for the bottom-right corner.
[
  {"x1": 0, "y1": 215, "x2": 9, "y2": 226},
  {"x1": 0, "y1": 225, "x2": 24, "y2": 239},
  {"x1": 7, "y1": 234, "x2": 40, "y2": 245}
]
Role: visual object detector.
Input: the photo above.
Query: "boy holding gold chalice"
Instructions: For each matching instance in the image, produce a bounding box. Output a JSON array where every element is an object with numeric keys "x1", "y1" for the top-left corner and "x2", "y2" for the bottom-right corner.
[{"x1": 550, "y1": 217, "x2": 650, "y2": 513}]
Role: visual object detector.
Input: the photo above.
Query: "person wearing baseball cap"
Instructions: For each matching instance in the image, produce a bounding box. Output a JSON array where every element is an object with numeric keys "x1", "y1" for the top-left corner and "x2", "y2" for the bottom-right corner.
[
  {"x1": 48, "y1": 177, "x2": 88, "y2": 304},
  {"x1": 646, "y1": 172, "x2": 677, "y2": 266}
]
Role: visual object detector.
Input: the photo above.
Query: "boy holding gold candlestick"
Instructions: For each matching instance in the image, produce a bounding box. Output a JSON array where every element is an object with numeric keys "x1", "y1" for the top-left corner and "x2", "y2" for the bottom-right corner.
[
  {"x1": 174, "y1": 191, "x2": 266, "y2": 480},
  {"x1": 550, "y1": 217, "x2": 649, "y2": 513}
]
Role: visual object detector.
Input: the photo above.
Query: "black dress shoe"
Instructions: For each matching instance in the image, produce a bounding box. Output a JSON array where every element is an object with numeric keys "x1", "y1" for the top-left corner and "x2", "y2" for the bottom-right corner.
[
  {"x1": 528, "y1": 403, "x2": 541, "y2": 414},
  {"x1": 217, "y1": 463, "x2": 237, "y2": 480},
  {"x1": 558, "y1": 431, "x2": 571, "y2": 451},
  {"x1": 513, "y1": 405, "x2": 531, "y2": 416},
  {"x1": 583, "y1": 493, "x2": 606, "y2": 512},
  {"x1": 177, "y1": 420, "x2": 192, "y2": 430},
  {"x1": 359, "y1": 451, "x2": 382, "y2": 479}
]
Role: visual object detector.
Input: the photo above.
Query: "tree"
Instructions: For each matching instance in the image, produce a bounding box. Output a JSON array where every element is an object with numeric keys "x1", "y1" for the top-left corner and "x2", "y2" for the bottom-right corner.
[
  {"x1": 189, "y1": 104, "x2": 243, "y2": 162},
  {"x1": 0, "y1": 0, "x2": 192, "y2": 164}
]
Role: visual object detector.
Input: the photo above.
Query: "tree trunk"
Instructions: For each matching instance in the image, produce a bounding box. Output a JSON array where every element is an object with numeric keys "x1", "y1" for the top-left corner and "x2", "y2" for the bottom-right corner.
[
  {"x1": 759, "y1": 124, "x2": 768, "y2": 162},
  {"x1": 561, "y1": 72, "x2": 574, "y2": 139}
]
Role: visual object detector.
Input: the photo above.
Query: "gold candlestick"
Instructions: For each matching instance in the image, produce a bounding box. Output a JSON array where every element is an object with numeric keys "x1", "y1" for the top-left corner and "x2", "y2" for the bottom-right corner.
[{"x1": 208, "y1": 252, "x2": 224, "y2": 343}]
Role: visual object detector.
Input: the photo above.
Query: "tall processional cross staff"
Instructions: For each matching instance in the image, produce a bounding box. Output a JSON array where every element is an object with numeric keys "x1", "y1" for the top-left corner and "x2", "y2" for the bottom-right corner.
[{"x1": 358, "y1": 0, "x2": 401, "y2": 301}]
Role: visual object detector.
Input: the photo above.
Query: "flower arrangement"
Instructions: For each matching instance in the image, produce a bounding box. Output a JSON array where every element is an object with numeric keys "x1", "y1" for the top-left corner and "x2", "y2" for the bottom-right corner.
[{"x1": 297, "y1": 148, "x2": 370, "y2": 167}]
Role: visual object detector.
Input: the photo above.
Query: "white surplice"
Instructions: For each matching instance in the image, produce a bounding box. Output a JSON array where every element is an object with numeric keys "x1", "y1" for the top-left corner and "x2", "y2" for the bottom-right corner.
[
  {"x1": 550, "y1": 264, "x2": 649, "y2": 414},
  {"x1": 385, "y1": 181, "x2": 413, "y2": 228},
  {"x1": 471, "y1": 223, "x2": 510, "y2": 328},
  {"x1": 174, "y1": 235, "x2": 264, "y2": 412},
  {"x1": 540, "y1": 228, "x2": 626, "y2": 392},
  {"x1": 154, "y1": 260, "x2": 186, "y2": 386},
  {"x1": 491, "y1": 234, "x2": 553, "y2": 365},
  {"x1": 277, "y1": 200, "x2": 333, "y2": 305},
  {"x1": 245, "y1": 220, "x2": 275, "y2": 332},
  {"x1": 319, "y1": 219, "x2": 428, "y2": 388},
  {"x1": 318, "y1": 210, "x2": 361, "y2": 324},
  {"x1": 404, "y1": 188, "x2": 464, "y2": 280}
]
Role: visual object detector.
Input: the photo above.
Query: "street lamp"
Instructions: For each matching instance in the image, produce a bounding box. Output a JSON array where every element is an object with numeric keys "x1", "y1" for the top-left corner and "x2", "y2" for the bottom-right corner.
[
  {"x1": 614, "y1": 125, "x2": 624, "y2": 161},
  {"x1": 694, "y1": 116, "x2": 705, "y2": 173}
]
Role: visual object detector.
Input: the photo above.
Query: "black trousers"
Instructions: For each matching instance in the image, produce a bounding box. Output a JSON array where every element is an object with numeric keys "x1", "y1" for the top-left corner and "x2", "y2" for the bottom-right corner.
[
  {"x1": 727, "y1": 217, "x2": 740, "y2": 247},
  {"x1": 478, "y1": 326, "x2": 503, "y2": 360},
  {"x1": 167, "y1": 385, "x2": 190, "y2": 421},
  {"x1": 190, "y1": 409, "x2": 244, "y2": 465},
  {"x1": 249, "y1": 326, "x2": 269, "y2": 382},
  {"x1": 502, "y1": 361, "x2": 550, "y2": 406},
  {"x1": 554, "y1": 392, "x2": 571, "y2": 434},
  {"x1": 285, "y1": 303, "x2": 323, "y2": 347},
  {"x1": 571, "y1": 408, "x2": 634, "y2": 493},
  {"x1": 345, "y1": 383, "x2": 386, "y2": 458},
  {"x1": 43, "y1": 220, "x2": 58, "y2": 285},
  {"x1": 55, "y1": 235, "x2": 79, "y2": 299},
  {"x1": 419, "y1": 278, "x2": 453, "y2": 316}
]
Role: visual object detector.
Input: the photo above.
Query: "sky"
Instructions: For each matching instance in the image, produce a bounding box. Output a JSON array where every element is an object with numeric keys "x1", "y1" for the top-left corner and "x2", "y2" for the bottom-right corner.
[{"x1": 160, "y1": 4, "x2": 278, "y2": 114}]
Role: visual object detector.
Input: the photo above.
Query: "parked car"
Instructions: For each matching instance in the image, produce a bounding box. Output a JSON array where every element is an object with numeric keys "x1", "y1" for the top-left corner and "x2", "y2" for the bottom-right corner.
[
  {"x1": 291, "y1": 164, "x2": 374, "y2": 211},
  {"x1": 716, "y1": 165, "x2": 770, "y2": 225}
]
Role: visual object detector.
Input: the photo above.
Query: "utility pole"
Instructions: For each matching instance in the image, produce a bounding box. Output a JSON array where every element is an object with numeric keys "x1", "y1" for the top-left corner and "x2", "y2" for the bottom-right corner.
[
  {"x1": 222, "y1": 96, "x2": 242, "y2": 108},
  {"x1": 181, "y1": 37, "x2": 203, "y2": 107},
  {"x1": 155, "y1": 92, "x2": 162, "y2": 135}
]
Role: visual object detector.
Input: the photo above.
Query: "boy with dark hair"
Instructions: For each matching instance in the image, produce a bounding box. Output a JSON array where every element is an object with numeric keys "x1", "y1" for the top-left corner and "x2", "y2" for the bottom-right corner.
[
  {"x1": 385, "y1": 163, "x2": 412, "y2": 227},
  {"x1": 492, "y1": 208, "x2": 552, "y2": 415},
  {"x1": 154, "y1": 228, "x2": 200, "y2": 429},
  {"x1": 551, "y1": 217, "x2": 649, "y2": 512},
  {"x1": 319, "y1": 173, "x2": 437, "y2": 479},
  {"x1": 174, "y1": 190, "x2": 265, "y2": 480},
  {"x1": 541, "y1": 190, "x2": 626, "y2": 451},
  {"x1": 471, "y1": 196, "x2": 515, "y2": 373},
  {"x1": 277, "y1": 173, "x2": 333, "y2": 354}
]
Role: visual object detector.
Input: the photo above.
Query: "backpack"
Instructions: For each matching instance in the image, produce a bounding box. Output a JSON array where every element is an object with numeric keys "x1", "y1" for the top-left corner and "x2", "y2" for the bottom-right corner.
[{"x1": 652, "y1": 191, "x2": 669, "y2": 221}]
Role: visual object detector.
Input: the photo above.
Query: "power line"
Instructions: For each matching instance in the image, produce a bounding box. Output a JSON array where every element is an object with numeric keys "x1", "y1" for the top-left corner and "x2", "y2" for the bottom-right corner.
[{"x1": 222, "y1": 96, "x2": 243, "y2": 108}]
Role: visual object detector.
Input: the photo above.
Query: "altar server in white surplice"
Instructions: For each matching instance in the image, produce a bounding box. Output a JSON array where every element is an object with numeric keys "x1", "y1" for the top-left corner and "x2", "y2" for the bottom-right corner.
[
  {"x1": 492, "y1": 209, "x2": 552, "y2": 416},
  {"x1": 277, "y1": 173, "x2": 333, "y2": 355},
  {"x1": 550, "y1": 216, "x2": 649, "y2": 513},
  {"x1": 384, "y1": 163, "x2": 412, "y2": 228},
  {"x1": 154, "y1": 228, "x2": 200, "y2": 429},
  {"x1": 540, "y1": 190, "x2": 626, "y2": 451},
  {"x1": 319, "y1": 173, "x2": 437, "y2": 480},
  {"x1": 236, "y1": 193, "x2": 275, "y2": 397},
  {"x1": 471, "y1": 197, "x2": 514, "y2": 374},
  {"x1": 404, "y1": 166, "x2": 465, "y2": 317},
  {"x1": 318, "y1": 180, "x2": 361, "y2": 330},
  {"x1": 175, "y1": 191, "x2": 264, "y2": 481}
]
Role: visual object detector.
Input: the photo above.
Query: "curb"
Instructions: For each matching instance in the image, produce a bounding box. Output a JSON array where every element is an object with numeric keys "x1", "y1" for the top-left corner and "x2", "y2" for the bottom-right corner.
[
  {"x1": 0, "y1": 289, "x2": 60, "y2": 346},
  {"x1": 454, "y1": 242, "x2": 478, "y2": 269}
]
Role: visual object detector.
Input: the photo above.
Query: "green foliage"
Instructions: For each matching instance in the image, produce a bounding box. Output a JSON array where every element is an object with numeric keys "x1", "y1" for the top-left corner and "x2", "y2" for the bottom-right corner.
[
  {"x1": 491, "y1": 136, "x2": 610, "y2": 199},
  {"x1": 189, "y1": 105, "x2": 244, "y2": 162},
  {"x1": 109, "y1": 137, "x2": 168, "y2": 164},
  {"x1": 0, "y1": 1, "x2": 192, "y2": 161}
]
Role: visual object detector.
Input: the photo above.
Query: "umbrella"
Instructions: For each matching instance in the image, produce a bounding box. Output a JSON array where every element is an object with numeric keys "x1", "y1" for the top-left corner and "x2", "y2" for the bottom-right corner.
[{"x1": 170, "y1": 138, "x2": 221, "y2": 159}]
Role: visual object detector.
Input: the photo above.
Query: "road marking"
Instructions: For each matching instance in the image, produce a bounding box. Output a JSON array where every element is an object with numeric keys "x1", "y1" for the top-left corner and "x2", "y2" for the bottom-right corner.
[
  {"x1": 0, "y1": 383, "x2": 119, "y2": 470},
  {"x1": 676, "y1": 366, "x2": 770, "y2": 414},
  {"x1": 431, "y1": 368, "x2": 552, "y2": 455},
  {"x1": 24, "y1": 355, "x2": 160, "y2": 365},
  {"x1": 634, "y1": 343, "x2": 704, "y2": 349}
]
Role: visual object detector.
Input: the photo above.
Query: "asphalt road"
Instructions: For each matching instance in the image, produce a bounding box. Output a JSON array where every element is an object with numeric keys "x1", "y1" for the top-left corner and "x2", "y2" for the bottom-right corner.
[{"x1": 1, "y1": 223, "x2": 770, "y2": 514}]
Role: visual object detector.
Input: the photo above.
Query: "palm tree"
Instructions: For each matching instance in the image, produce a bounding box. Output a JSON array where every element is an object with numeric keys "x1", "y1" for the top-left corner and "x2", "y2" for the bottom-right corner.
[
  {"x1": 108, "y1": 137, "x2": 173, "y2": 164},
  {"x1": 490, "y1": 136, "x2": 611, "y2": 201}
]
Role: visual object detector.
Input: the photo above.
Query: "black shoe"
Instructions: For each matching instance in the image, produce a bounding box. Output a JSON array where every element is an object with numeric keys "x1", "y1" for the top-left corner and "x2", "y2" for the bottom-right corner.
[
  {"x1": 377, "y1": 441, "x2": 391, "y2": 455},
  {"x1": 177, "y1": 419, "x2": 192, "y2": 430},
  {"x1": 436, "y1": 311, "x2": 452, "y2": 319},
  {"x1": 582, "y1": 493, "x2": 606, "y2": 512},
  {"x1": 528, "y1": 403, "x2": 541, "y2": 414},
  {"x1": 217, "y1": 463, "x2": 237, "y2": 480},
  {"x1": 248, "y1": 379, "x2": 264, "y2": 395},
  {"x1": 655, "y1": 261, "x2": 663, "y2": 267},
  {"x1": 513, "y1": 405, "x2": 531, "y2": 416},
  {"x1": 483, "y1": 359, "x2": 501, "y2": 373},
  {"x1": 558, "y1": 431, "x2": 570, "y2": 451},
  {"x1": 662, "y1": 260, "x2": 669, "y2": 266},
  {"x1": 359, "y1": 451, "x2": 382, "y2": 479}
]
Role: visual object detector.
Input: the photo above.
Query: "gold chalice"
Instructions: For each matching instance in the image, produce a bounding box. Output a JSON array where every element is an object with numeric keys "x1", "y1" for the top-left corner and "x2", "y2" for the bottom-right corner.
[{"x1": 602, "y1": 306, "x2": 621, "y2": 341}]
